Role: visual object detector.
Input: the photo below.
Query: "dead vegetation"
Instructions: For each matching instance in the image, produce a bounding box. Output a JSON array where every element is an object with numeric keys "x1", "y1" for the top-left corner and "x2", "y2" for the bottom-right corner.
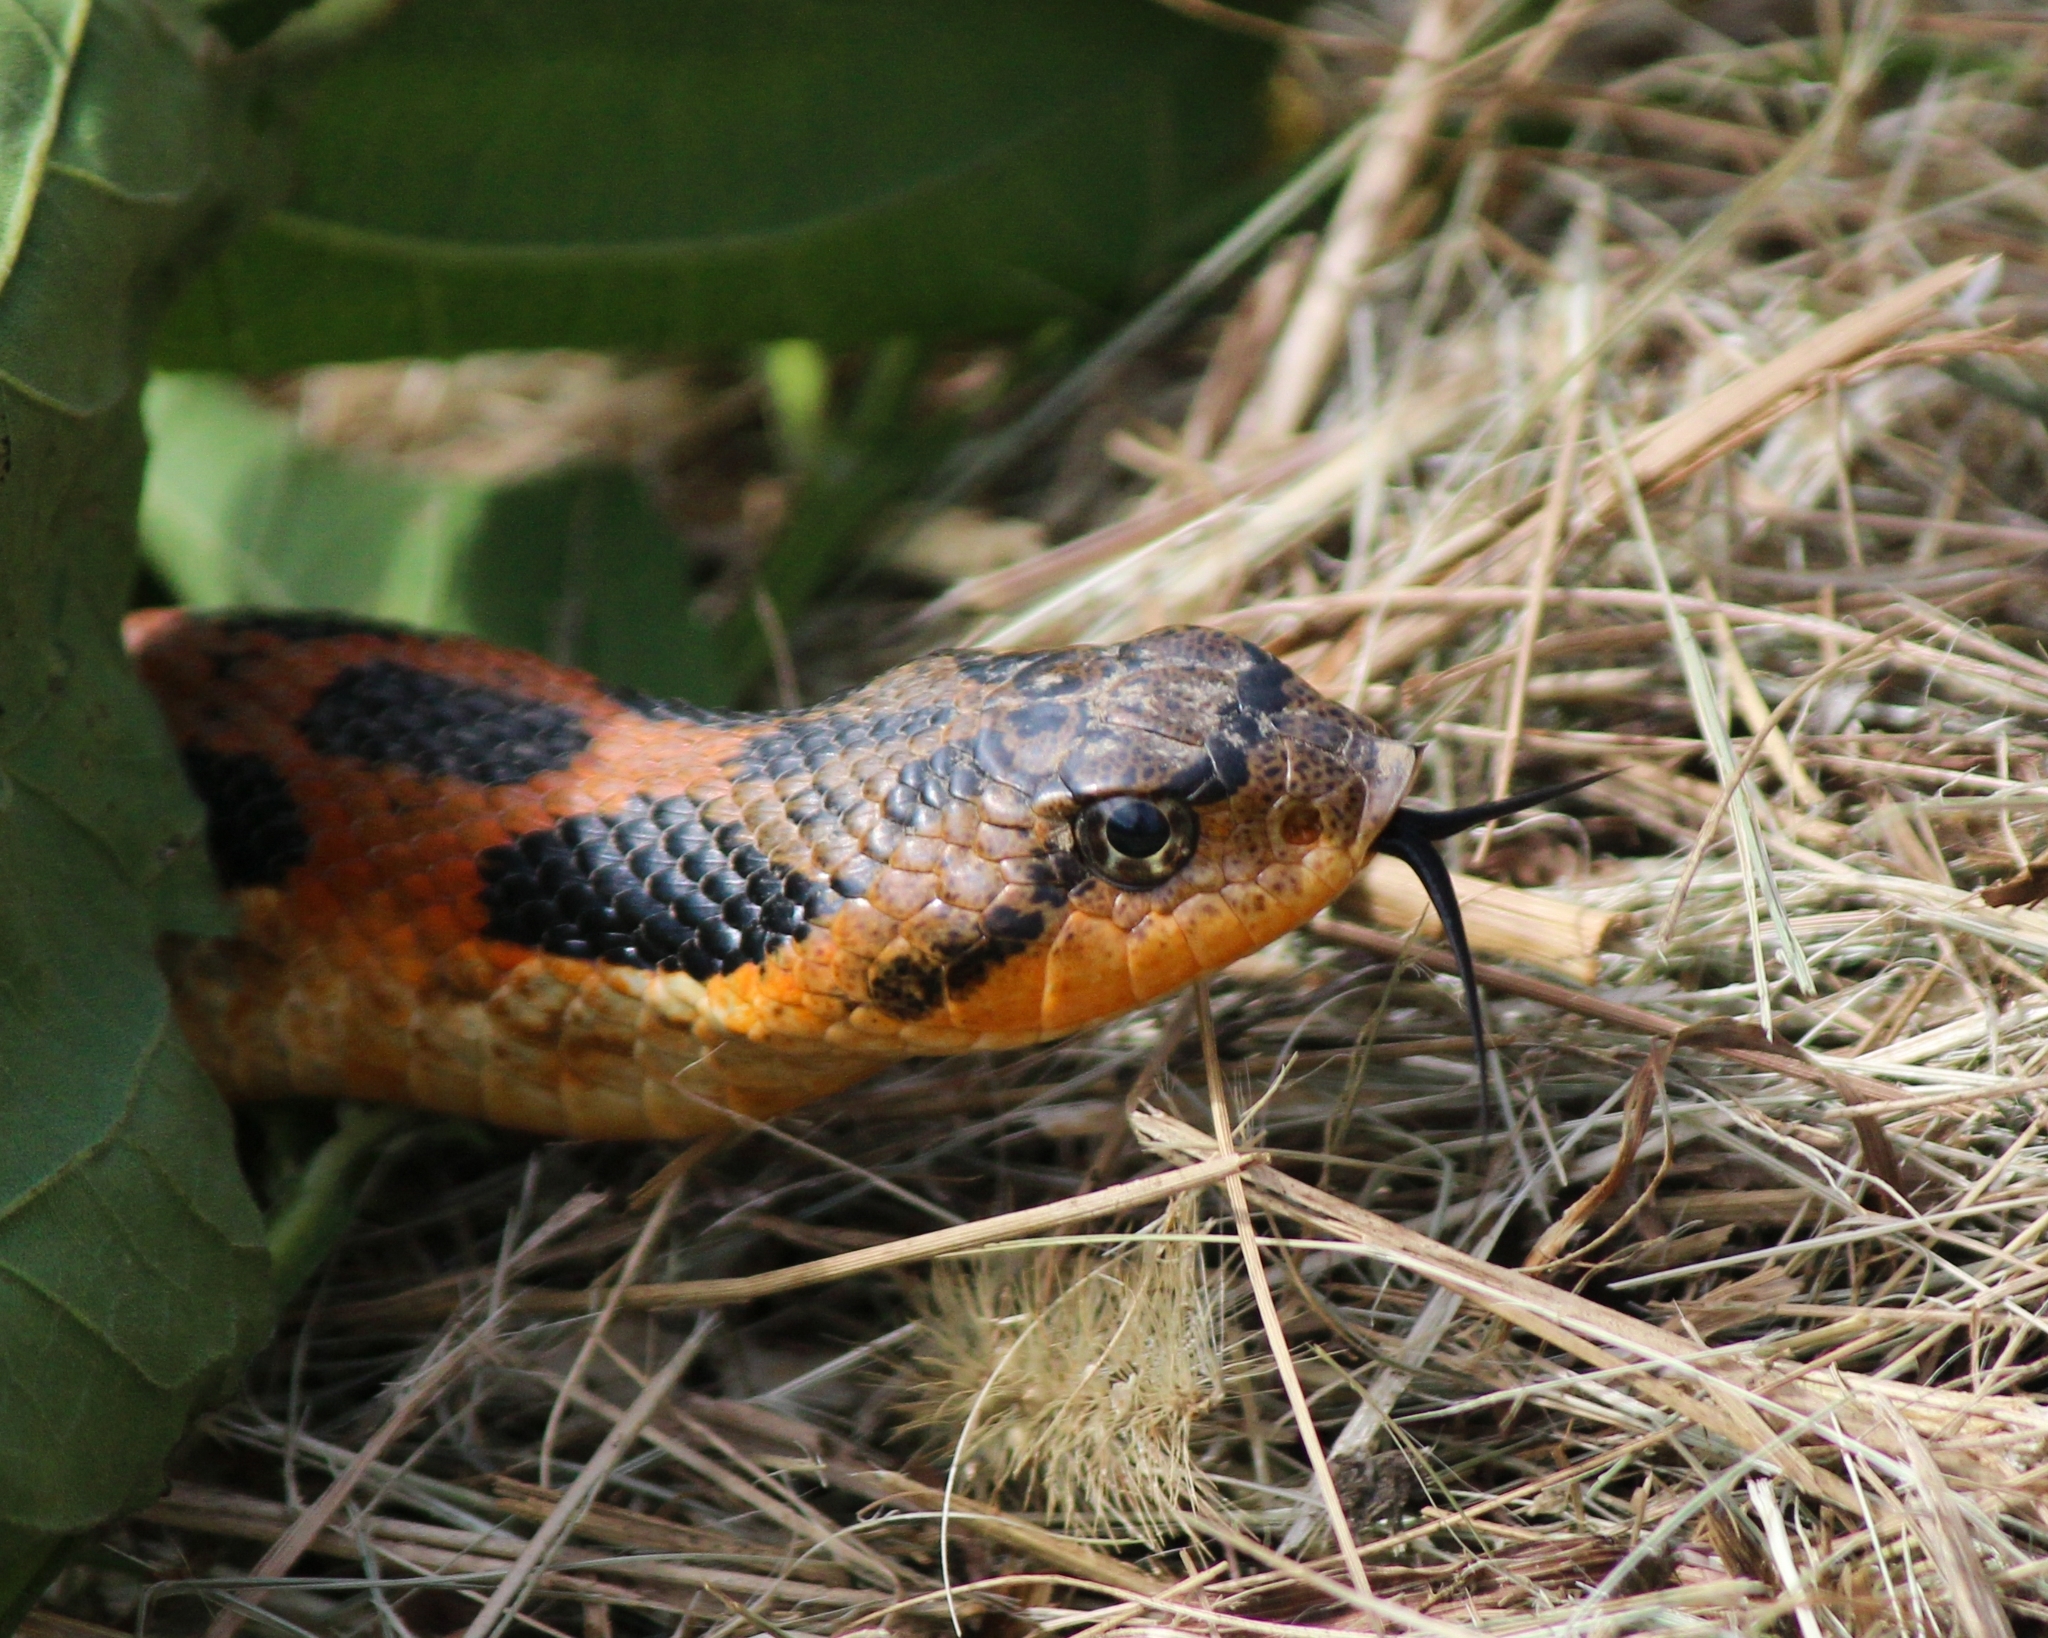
[{"x1": 38, "y1": 1, "x2": 2048, "y2": 1635}]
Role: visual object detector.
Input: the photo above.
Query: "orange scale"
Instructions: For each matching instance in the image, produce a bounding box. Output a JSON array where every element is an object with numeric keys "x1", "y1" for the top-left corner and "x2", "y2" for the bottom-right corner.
[
  {"x1": 325, "y1": 856, "x2": 382, "y2": 899},
  {"x1": 698, "y1": 964, "x2": 775, "y2": 1038},
  {"x1": 433, "y1": 938, "x2": 507, "y2": 996},
  {"x1": 1220, "y1": 846, "x2": 1264, "y2": 885},
  {"x1": 482, "y1": 937, "x2": 536, "y2": 972},
  {"x1": 487, "y1": 798, "x2": 552, "y2": 840},
  {"x1": 431, "y1": 784, "x2": 490, "y2": 822},
  {"x1": 292, "y1": 880, "x2": 346, "y2": 934},
  {"x1": 350, "y1": 808, "x2": 409, "y2": 851},
  {"x1": 945, "y1": 947, "x2": 1048, "y2": 1039},
  {"x1": 392, "y1": 868, "x2": 445, "y2": 911},
  {"x1": 1220, "y1": 880, "x2": 1292, "y2": 946},
  {"x1": 938, "y1": 850, "x2": 1003, "y2": 914},
  {"x1": 1173, "y1": 893, "x2": 1254, "y2": 970},
  {"x1": 1107, "y1": 890, "x2": 1159, "y2": 933},
  {"x1": 823, "y1": 899, "x2": 899, "y2": 960},
  {"x1": 746, "y1": 975, "x2": 846, "y2": 1041},
  {"x1": 1301, "y1": 844, "x2": 1361, "y2": 895},
  {"x1": 1040, "y1": 911, "x2": 1137, "y2": 1033},
  {"x1": 375, "y1": 943, "x2": 435, "y2": 994},
  {"x1": 841, "y1": 1004, "x2": 913, "y2": 1045},
  {"x1": 536, "y1": 778, "x2": 588, "y2": 816},
  {"x1": 1125, "y1": 911, "x2": 1200, "y2": 1002},
  {"x1": 300, "y1": 803, "x2": 353, "y2": 848},
  {"x1": 412, "y1": 902, "x2": 476, "y2": 956},
  {"x1": 1260, "y1": 861, "x2": 1323, "y2": 916},
  {"x1": 428, "y1": 853, "x2": 484, "y2": 899},
  {"x1": 824, "y1": 943, "x2": 880, "y2": 1005},
  {"x1": 787, "y1": 944, "x2": 852, "y2": 1005},
  {"x1": 410, "y1": 817, "x2": 474, "y2": 860},
  {"x1": 901, "y1": 900, "x2": 983, "y2": 958},
  {"x1": 865, "y1": 866, "x2": 939, "y2": 924}
]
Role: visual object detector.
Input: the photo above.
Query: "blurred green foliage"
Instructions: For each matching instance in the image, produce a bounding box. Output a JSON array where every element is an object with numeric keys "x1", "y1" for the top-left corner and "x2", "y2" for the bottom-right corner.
[{"x1": 159, "y1": 0, "x2": 1278, "y2": 372}]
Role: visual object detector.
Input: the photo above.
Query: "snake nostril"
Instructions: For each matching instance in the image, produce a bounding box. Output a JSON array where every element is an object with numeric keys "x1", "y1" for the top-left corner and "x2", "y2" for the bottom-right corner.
[{"x1": 1275, "y1": 797, "x2": 1322, "y2": 849}]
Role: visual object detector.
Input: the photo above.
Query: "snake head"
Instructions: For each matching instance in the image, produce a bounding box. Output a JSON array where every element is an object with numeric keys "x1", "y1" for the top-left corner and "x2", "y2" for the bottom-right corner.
[
  {"x1": 961, "y1": 627, "x2": 1418, "y2": 1030},
  {"x1": 735, "y1": 626, "x2": 1420, "y2": 1050}
]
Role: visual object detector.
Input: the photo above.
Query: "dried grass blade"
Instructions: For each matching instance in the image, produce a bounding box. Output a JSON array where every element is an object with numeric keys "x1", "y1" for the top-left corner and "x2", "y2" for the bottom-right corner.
[
  {"x1": 1130, "y1": 1109, "x2": 1884, "y2": 1520},
  {"x1": 1518, "y1": 0, "x2": 1908, "y2": 447},
  {"x1": 1600, "y1": 408, "x2": 1814, "y2": 1025},
  {"x1": 1485, "y1": 196, "x2": 1601, "y2": 824},
  {"x1": 1747, "y1": 1477, "x2": 1828, "y2": 1638},
  {"x1": 565, "y1": 1155, "x2": 1255, "y2": 1312},
  {"x1": 460, "y1": 1314, "x2": 716, "y2": 1638},
  {"x1": 1653, "y1": 621, "x2": 1912, "y2": 945},
  {"x1": 1522, "y1": 1044, "x2": 1666, "y2": 1271},
  {"x1": 1228, "y1": 0, "x2": 1500, "y2": 452},
  {"x1": 1189, "y1": 981, "x2": 1372, "y2": 1593},
  {"x1": 540, "y1": 1142, "x2": 706, "y2": 1489},
  {"x1": 200, "y1": 1191, "x2": 602, "y2": 1638},
  {"x1": 1878, "y1": 1403, "x2": 2019, "y2": 1638}
]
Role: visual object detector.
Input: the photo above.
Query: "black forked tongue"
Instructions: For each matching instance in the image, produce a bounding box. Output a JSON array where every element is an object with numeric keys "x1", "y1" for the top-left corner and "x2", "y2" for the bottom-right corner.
[{"x1": 1374, "y1": 772, "x2": 1608, "y2": 1089}]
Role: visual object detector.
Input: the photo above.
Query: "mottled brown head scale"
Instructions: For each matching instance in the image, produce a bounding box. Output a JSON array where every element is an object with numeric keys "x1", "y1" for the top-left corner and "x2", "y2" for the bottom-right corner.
[
  {"x1": 711, "y1": 626, "x2": 1419, "y2": 1053},
  {"x1": 965, "y1": 626, "x2": 1381, "y2": 812}
]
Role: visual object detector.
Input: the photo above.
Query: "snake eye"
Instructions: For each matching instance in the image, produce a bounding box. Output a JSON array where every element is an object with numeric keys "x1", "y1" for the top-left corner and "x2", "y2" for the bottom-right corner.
[{"x1": 1075, "y1": 795, "x2": 1198, "y2": 887}]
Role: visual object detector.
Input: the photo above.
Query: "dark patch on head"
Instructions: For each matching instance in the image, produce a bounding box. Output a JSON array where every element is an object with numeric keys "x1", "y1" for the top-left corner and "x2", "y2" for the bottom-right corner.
[
  {"x1": 180, "y1": 746, "x2": 310, "y2": 889},
  {"x1": 866, "y1": 899, "x2": 1051, "y2": 1023},
  {"x1": 869, "y1": 953, "x2": 946, "y2": 1020},
  {"x1": 606, "y1": 684, "x2": 732, "y2": 726},
  {"x1": 215, "y1": 611, "x2": 420, "y2": 643},
  {"x1": 476, "y1": 792, "x2": 832, "y2": 977},
  {"x1": 967, "y1": 627, "x2": 1333, "y2": 809},
  {"x1": 1235, "y1": 651, "x2": 1297, "y2": 715},
  {"x1": 939, "y1": 903, "x2": 1046, "y2": 1003},
  {"x1": 301, "y1": 661, "x2": 590, "y2": 785},
  {"x1": 1163, "y1": 733, "x2": 1255, "y2": 806}
]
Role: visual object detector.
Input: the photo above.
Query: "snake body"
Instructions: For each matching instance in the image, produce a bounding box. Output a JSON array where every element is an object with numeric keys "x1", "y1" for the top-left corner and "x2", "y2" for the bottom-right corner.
[{"x1": 128, "y1": 611, "x2": 1419, "y2": 1140}]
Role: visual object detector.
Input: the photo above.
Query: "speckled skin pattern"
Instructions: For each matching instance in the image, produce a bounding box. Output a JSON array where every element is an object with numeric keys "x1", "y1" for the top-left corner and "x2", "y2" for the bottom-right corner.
[{"x1": 128, "y1": 610, "x2": 1418, "y2": 1139}]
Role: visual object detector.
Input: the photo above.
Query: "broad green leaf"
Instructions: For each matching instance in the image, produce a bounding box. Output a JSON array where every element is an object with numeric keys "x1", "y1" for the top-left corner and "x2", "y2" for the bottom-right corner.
[
  {"x1": 0, "y1": 0, "x2": 280, "y2": 415},
  {"x1": 156, "y1": 0, "x2": 1279, "y2": 373},
  {"x1": 0, "y1": 0, "x2": 278, "y2": 1617},
  {"x1": 141, "y1": 372, "x2": 750, "y2": 703},
  {"x1": 142, "y1": 359, "x2": 957, "y2": 706}
]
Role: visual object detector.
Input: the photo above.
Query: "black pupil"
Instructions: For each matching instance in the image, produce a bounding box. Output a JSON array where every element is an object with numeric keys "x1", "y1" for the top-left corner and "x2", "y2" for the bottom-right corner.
[{"x1": 1101, "y1": 798, "x2": 1171, "y2": 859}]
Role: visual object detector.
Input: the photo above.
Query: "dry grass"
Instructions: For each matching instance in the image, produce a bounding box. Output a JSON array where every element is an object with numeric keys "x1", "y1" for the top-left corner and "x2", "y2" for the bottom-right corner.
[
  {"x1": 39, "y1": 3, "x2": 2048, "y2": 1635},
  {"x1": 905, "y1": 1196, "x2": 1240, "y2": 1550}
]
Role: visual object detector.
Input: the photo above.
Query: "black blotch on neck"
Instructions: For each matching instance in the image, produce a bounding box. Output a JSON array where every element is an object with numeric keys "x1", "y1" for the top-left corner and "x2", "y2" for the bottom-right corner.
[
  {"x1": 301, "y1": 660, "x2": 590, "y2": 785},
  {"x1": 181, "y1": 746, "x2": 310, "y2": 889},
  {"x1": 475, "y1": 792, "x2": 831, "y2": 977}
]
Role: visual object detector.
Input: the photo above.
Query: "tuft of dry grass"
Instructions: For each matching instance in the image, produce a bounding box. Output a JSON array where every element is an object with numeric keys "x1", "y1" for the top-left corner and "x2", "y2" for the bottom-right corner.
[
  {"x1": 904, "y1": 1197, "x2": 1240, "y2": 1550},
  {"x1": 39, "y1": 3, "x2": 2048, "y2": 1636}
]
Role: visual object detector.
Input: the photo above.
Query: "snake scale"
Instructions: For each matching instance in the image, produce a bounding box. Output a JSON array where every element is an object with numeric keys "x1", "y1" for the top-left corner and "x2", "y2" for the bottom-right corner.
[{"x1": 128, "y1": 609, "x2": 1577, "y2": 1141}]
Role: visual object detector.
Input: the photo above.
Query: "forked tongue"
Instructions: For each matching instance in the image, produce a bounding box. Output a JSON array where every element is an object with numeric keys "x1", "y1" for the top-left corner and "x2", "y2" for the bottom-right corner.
[{"x1": 1373, "y1": 772, "x2": 1609, "y2": 1088}]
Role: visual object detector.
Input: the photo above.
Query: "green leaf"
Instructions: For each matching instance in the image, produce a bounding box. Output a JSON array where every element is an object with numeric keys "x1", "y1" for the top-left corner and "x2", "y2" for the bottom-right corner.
[
  {"x1": 155, "y1": 0, "x2": 1279, "y2": 373},
  {"x1": 140, "y1": 371, "x2": 752, "y2": 702},
  {"x1": 141, "y1": 357, "x2": 959, "y2": 706},
  {"x1": 0, "y1": 0, "x2": 279, "y2": 1616}
]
